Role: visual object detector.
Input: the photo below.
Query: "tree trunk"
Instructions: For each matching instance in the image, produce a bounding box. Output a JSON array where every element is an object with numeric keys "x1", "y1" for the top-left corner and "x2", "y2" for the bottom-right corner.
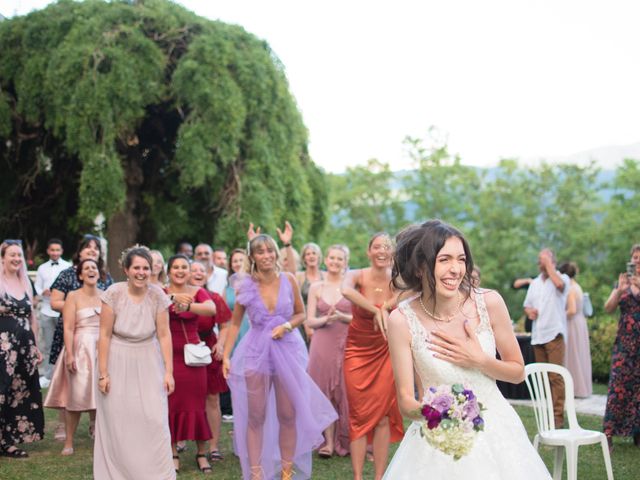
[{"x1": 106, "y1": 154, "x2": 143, "y2": 281}]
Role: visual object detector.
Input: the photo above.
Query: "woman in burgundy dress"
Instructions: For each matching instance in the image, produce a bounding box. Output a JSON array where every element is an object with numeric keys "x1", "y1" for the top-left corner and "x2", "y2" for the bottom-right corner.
[
  {"x1": 165, "y1": 254, "x2": 216, "y2": 474},
  {"x1": 189, "y1": 261, "x2": 232, "y2": 462},
  {"x1": 307, "y1": 244, "x2": 353, "y2": 458}
]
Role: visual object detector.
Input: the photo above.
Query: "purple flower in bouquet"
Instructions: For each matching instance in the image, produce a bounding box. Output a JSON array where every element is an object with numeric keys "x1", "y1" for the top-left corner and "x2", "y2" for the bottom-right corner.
[
  {"x1": 462, "y1": 388, "x2": 475, "y2": 401},
  {"x1": 431, "y1": 393, "x2": 454, "y2": 414},
  {"x1": 421, "y1": 404, "x2": 442, "y2": 429},
  {"x1": 463, "y1": 397, "x2": 481, "y2": 421},
  {"x1": 473, "y1": 416, "x2": 485, "y2": 431}
]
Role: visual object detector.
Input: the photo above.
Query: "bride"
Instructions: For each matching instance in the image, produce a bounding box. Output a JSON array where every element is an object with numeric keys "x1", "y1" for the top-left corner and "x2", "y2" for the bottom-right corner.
[{"x1": 384, "y1": 220, "x2": 551, "y2": 479}]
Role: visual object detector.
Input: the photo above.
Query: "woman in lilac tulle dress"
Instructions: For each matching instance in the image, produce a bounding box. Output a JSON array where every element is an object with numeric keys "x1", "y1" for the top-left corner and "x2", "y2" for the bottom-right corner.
[{"x1": 223, "y1": 234, "x2": 337, "y2": 480}]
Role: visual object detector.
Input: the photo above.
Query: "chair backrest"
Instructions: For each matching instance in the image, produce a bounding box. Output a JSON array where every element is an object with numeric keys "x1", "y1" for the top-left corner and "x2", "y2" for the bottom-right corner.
[{"x1": 524, "y1": 362, "x2": 579, "y2": 433}]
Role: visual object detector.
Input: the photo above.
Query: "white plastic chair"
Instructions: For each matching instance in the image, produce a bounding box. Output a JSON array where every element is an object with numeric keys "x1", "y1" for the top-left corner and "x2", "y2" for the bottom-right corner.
[{"x1": 524, "y1": 363, "x2": 614, "y2": 480}]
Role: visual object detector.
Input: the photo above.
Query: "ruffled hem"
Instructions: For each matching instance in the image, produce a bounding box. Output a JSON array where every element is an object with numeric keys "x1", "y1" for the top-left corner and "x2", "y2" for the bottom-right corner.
[{"x1": 168, "y1": 411, "x2": 212, "y2": 442}]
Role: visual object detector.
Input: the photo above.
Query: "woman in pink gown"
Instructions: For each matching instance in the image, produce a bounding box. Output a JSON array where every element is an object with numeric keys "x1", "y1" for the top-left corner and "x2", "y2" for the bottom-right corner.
[
  {"x1": 307, "y1": 244, "x2": 353, "y2": 457},
  {"x1": 559, "y1": 262, "x2": 592, "y2": 398},
  {"x1": 94, "y1": 247, "x2": 175, "y2": 480},
  {"x1": 45, "y1": 258, "x2": 102, "y2": 455}
]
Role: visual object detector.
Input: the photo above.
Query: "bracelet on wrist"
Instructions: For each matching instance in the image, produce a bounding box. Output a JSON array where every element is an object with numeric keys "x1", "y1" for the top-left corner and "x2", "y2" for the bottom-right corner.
[
  {"x1": 99, "y1": 374, "x2": 109, "y2": 381},
  {"x1": 282, "y1": 321, "x2": 293, "y2": 332},
  {"x1": 283, "y1": 242, "x2": 292, "y2": 248}
]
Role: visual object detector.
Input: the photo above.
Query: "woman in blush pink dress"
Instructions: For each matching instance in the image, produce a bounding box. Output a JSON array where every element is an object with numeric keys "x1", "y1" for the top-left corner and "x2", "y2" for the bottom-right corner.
[
  {"x1": 45, "y1": 258, "x2": 102, "y2": 455},
  {"x1": 94, "y1": 247, "x2": 175, "y2": 480},
  {"x1": 559, "y1": 262, "x2": 592, "y2": 398},
  {"x1": 307, "y1": 244, "x2": 353, "y2": 458}
]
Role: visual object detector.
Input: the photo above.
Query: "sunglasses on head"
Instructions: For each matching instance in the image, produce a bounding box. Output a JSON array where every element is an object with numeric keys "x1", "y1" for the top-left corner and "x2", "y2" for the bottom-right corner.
[
  {"x1": 2, "y1": 239, "x2": 22, "y2": 246},
  {"x1": 83, "y1": 234, "x2": 100, "y2": 241}
]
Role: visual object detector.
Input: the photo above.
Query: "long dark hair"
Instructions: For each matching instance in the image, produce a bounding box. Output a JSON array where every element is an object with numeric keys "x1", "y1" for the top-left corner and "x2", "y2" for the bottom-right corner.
[
  {"x1": 72, "y1": 235, "x2": 107, "y2": 282},
  {"x1": 75, "y1": 258, "x2": 102, "y2": 283},
  {"x1": 392, "y1": 220, "x2": 474, "y2": 302}
]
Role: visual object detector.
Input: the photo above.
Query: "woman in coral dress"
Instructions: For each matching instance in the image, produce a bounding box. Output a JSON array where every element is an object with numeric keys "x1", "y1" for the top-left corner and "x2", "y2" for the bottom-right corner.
[
  {"x1": 223, "y1": 234, "x2": 337, "y2": 480},
  {"x1": 307, "y1": 244, "x2": 353, "y2": 458},
  {"x1": 45, "y1": 258, "x2": 103, "y2": 455},
  {"x1": 342, "y1": 233, "x2": 404, "y2": 480}
]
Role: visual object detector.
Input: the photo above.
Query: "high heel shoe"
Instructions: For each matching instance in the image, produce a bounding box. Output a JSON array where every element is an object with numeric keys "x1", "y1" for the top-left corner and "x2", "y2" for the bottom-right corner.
[
  {"x1": 61, "y1": 447, "x2": 74, "y2": 456},
  {"x1": 250, "y1": 466, "x2": 264, "y2": 480},
  {"x1": 281, "y1": 460, "x2": 294, "y2": 480},
  {"x1": 195, "y1": 453, "x2": 212, "y2": 474}
]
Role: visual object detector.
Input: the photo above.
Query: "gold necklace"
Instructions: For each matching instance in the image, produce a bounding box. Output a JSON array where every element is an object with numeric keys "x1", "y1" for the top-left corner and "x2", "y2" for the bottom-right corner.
[{"x1": 419, "y1": 291, "x2": 462, "y2": 323}]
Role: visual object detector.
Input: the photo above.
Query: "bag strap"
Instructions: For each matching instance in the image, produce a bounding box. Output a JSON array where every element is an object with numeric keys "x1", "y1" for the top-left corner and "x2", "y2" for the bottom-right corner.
[{"x1": 180, "y1": 319, "x2": 194, "y2": 345}]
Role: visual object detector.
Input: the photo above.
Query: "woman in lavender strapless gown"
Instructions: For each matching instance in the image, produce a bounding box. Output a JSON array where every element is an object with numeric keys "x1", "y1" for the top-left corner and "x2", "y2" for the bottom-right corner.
[
  {"x1": 306, "y1": 245, "x2": 353, "y2": 458},
  {"x1": 45, "y1": 259, "x2": 102, "y2": 455},
  {"x1": 223, "y1": 234, "x2": 337, "y2": 480}
]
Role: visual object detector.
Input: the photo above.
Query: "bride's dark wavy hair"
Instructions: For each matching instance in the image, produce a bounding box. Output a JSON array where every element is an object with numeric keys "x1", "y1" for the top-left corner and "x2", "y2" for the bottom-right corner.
[{"x1": 392, "y1": 220, "x2": 475, "y2": 304}]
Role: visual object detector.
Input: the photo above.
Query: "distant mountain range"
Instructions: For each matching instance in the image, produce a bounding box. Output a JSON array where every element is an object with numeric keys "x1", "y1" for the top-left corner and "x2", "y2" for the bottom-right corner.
[{"x1": 520, "y1": 142, "x2": 640, "y2": 168}]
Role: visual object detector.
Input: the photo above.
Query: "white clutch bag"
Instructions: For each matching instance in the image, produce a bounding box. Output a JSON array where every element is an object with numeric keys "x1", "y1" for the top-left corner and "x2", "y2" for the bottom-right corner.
[{"x1": 183, "y1": 341, "x2": 212, "y2": 367}]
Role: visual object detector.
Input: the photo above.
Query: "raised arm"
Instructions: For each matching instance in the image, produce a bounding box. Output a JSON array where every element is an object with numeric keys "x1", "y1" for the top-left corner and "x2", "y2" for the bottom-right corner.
[
  {"x1": 604, "y1": 273, "x2": 628, "y2": 313},
  {"x1": 155, "y1": 308, "x2": 174, "y2": 394}
]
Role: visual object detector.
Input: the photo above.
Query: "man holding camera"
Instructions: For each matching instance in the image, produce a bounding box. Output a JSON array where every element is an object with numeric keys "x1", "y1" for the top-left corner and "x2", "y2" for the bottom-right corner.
[{"x1": 523, "y1": 248, "x2": 571, "y2": 428}]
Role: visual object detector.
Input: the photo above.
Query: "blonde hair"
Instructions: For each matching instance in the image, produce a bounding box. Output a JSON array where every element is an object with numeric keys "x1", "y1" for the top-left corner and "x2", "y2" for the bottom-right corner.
[
  {"x1": 149, "y1": 249, "x2": 167, "y2": 284},
  {"x1": 0, "y1": 241, "x2": 33, "y2": 302},
  {"x1": 247, "y1": 234, "x2": 282, "y2": 276},
  {"x1": 301, "y1": 243, "x2": 322, "y2": 268}
]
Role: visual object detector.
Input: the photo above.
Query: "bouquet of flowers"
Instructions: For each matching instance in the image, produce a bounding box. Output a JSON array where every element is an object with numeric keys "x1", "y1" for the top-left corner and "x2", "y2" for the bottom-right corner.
[{"x1": 418, "y1": 383, "x2": 485, "y2": 460}]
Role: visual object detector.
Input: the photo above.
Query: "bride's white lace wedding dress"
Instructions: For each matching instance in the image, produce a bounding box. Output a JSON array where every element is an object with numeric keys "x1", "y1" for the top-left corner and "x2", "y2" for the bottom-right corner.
[{"x1": 383, "y1": 292, "x2": 551, "y2": 479}]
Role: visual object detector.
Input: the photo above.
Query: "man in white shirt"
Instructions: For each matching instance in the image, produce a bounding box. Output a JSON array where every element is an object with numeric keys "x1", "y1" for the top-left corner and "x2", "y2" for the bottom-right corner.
[
  {"x1": 194, "y1": 243, "x2": 228, "y2": 295},
  {"x1": 523, "y1": 248, "x2": 570, "y2": 427},
  {"x1": 34, "y1": 239, "x2": 71, "y2": 382}
]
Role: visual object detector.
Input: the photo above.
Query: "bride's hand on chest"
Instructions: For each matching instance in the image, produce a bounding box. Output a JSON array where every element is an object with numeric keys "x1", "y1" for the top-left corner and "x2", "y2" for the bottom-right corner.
[{"x1": 427, "y1": 320, "x2": 487, "y2": 369}]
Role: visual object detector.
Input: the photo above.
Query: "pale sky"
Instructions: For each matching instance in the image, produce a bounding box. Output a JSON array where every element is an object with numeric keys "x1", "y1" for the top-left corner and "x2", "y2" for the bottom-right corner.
[{"x1": 3, "y1": 0, "x2": 640, "y2": 172}]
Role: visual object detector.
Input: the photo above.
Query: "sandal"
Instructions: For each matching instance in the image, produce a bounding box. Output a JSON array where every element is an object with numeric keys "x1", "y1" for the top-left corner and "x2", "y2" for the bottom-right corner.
[
  {"x1": 1, "y1": 446, "x2": 29, "y2": 458},
  {"x1": 209, "y1": 449, "x2": 224, "y2": 461},
  {"x1": 318, "y1": 446, "x2": 333, "y2": 459},
  {"x1": 195, "y1": 453, "x2": 212, "y2": 474},
  {"x1": 250, "y1": 466, "x2": 264, "y2": 480},
  {"x1": 281, "y1": 460, "x2": 294, "y2": 480},
  {"x1": 173, "y1": 455, "x2": 180, "y2": 473},
  {"x1": 176, "y1": 442, "x2": 187, "y2": 453},
  {"x1": 61, "y1": 447, "x2": 74, "y2": 456}
]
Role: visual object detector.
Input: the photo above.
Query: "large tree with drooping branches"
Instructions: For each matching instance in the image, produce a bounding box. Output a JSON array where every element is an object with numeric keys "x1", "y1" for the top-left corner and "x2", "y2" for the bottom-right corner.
[{"x1": 0, "y1": 0, "x2": 327, "y2": 272}]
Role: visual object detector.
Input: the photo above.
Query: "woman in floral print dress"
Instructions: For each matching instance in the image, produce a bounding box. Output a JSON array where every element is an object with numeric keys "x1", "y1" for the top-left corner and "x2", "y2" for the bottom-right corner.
[
  {"x1": 0, "y1": 240, "x2": 45, "y2": 458},
  {"x1": 603, "y1": 244, "x2": 640, "y2": 449}
]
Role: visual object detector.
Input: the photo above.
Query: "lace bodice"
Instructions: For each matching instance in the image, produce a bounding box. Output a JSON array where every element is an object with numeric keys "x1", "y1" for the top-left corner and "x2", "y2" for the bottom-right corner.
[{"x1": 399, "y1": 291, "x2": 501, "y2": 402}]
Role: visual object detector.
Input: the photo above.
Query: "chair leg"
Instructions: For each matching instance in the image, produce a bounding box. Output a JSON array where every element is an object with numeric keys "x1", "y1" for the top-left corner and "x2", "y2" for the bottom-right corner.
[
  {"x1": 533, "y1": 435, "x2": 540, "y2": 451},
  {"x1": 552, "y1": 447, "x2": 564, "y2": 480},
  {"x1": 600, "y1": 436, "x2": 614, "y2": 480},
  {"x1": 565, "y1": 444, "x2": 578, "y2": 480}
]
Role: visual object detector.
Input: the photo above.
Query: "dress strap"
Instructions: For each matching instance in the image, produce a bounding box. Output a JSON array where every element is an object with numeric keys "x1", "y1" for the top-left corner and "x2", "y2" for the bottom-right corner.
[
  {"x1": 474, "y1": 289, "x2": 492, "y2": 333},
  {"x1": 398, "y1": 296, "x2": 427, "y2": 341}
]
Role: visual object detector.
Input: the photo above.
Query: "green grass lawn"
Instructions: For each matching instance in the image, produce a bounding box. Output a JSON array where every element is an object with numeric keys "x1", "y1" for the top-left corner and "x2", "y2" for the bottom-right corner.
[{"x1": 1, "y1": 402, "x2": 636, "y2": 479}]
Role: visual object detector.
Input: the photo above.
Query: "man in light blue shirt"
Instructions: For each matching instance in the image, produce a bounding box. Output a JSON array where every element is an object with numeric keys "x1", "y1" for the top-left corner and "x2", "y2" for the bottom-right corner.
[{"x1": 523, "y1": 248, "x2": 570, "y2": 427}]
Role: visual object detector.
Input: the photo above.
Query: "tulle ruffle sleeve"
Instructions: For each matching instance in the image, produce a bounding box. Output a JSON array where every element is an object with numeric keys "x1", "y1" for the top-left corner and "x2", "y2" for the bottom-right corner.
[{"x1": 235, "y1": 275, "x2": 257, "y2": 308}]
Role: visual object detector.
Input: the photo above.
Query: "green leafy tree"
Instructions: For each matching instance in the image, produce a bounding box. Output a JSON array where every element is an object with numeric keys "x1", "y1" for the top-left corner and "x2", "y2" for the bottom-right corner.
[
  {"x1": 0, "y1": 0, "x2": 326, "y2": 272},
  {"x1": 327, "y1": 159, "x2": 406, "y2": 267}
]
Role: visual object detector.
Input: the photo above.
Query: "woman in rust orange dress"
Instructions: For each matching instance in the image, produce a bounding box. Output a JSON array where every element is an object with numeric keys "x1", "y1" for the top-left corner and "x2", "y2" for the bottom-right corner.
[{"x1": 342, "y1": 233, "x2": 403, "y2": 480}]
